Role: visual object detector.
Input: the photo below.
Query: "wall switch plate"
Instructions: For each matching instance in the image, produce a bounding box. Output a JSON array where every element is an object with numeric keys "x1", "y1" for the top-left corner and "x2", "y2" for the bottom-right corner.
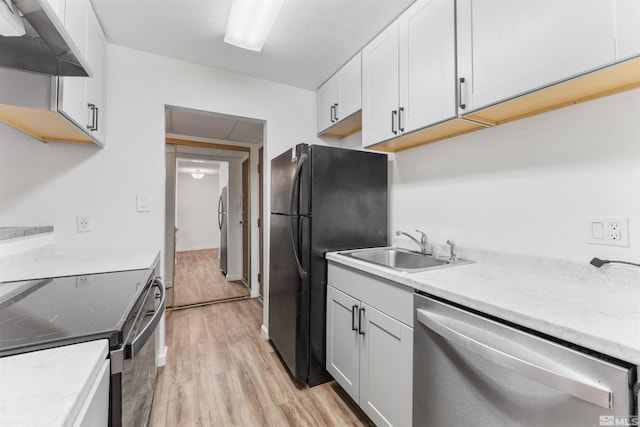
[
  {"x1": 587, "y1": 217, "x2": 628, "y2": 247},
  {"x1": 136, "y1": 193, "x2": 152, "y2": 212},
  {"x1": 76, "y1": 215, "x2": 92, "y2": 233}
]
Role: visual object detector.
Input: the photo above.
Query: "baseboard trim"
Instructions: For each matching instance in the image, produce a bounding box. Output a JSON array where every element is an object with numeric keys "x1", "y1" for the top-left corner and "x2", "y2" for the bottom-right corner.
[
  {"x1": 226, "y1": 274, "x2": 243, "y2": 281},
  {"x1": 157, "y1": 345, "x2": 168, "y2": 367},
  {"x1": 250, "y1": 289, "x2": 260, "y2": 298},
  {"x1": 176, "y1": 246, "x2": 220, "y2": 253},
  {"x1": 261, "y1": 324, "x2": 269, "y2": 341}
]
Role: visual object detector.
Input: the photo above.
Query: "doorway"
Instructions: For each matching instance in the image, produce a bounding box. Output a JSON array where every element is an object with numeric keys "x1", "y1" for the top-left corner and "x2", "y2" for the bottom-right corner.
[
  {"x1": 164, "y1": 106, "x2": 264, "y2": 309},
  {"x1": 173, "y1": 157, "x2": 249, "y2": 306}
]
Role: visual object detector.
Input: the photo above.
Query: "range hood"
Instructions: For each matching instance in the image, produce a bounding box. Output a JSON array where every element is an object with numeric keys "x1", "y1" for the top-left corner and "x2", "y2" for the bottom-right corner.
[{"x1": 0, "y1": 0, "x2": 90, "y2": 76}]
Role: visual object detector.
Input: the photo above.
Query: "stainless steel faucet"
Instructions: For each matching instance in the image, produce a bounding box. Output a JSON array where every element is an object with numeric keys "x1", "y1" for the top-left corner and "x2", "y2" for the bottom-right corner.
[
  {"x1": 446, "y1": 240, "x2": 457, "y2": 262},
  {"x1": 396, "y1": 229, "x2": 430, "y2": 254}
]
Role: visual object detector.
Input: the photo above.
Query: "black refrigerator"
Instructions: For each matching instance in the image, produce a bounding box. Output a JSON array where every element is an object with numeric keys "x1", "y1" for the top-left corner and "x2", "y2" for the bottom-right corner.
[{"x1": 269, "y1": 144, "x2": 388, "y2": 386}]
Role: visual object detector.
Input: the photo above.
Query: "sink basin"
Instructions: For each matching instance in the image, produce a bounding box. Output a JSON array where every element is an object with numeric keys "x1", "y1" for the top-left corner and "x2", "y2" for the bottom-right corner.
[{"x1": 341, "y1": 248, "x2": 471, "y2": 272}]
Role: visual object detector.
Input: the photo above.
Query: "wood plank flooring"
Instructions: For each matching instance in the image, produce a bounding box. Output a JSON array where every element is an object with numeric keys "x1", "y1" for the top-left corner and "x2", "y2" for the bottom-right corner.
[
  {"x1": 150, "y1": 299, "x2": 373, "y2": 427},
  {"x1": 174, "y1": 249, "x2": 249, "y2": 306}
]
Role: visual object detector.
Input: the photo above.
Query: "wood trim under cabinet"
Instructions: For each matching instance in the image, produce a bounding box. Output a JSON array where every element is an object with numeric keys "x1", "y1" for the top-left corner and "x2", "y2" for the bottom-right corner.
[
  {"x1": 165, "y1": 137, "x2": 251, "y2": 152},
  {"x1": 319, "y1": 111, "x2": 362, "y2": 139},
  {"x1": 0, "y1": 105, "x2": 94, "y2": 144}
]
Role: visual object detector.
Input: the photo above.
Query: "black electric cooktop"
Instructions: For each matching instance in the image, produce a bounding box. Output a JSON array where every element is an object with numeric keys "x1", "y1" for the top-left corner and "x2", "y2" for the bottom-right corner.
[{"x1": 0, "y1": 268, "x2": 153, "y2": 357}]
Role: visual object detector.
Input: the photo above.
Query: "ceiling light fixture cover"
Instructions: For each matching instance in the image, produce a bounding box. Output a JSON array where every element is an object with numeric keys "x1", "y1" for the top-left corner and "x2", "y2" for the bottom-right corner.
[
  {"x1": 191, "y1": 170, "x2": 205, "y2": 179},
  {"x1": 224, "y1": 0, "x2": 284, "y2": 52}
]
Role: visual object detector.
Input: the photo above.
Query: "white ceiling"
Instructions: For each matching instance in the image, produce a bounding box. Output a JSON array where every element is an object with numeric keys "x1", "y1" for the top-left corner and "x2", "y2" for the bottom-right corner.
[
  {"x1": 91, "y1": 0, "x2": 415, "y2": 90},
  {"x1": 166, "y1": 105, "x2": 264, "y2": 144}
]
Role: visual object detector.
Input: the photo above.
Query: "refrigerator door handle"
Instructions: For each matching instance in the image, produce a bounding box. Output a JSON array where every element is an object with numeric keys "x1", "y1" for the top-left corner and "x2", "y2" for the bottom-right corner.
[
  {"x1": 217, "y1": 195, "x2": 223, "y2": 230},
  {"x1": 289, "y1": 152, "x2": 309, "y2": 279}
]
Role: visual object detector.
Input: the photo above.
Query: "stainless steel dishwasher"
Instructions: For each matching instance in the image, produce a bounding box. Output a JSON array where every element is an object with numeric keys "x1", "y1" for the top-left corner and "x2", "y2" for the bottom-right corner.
[{"x1": 413, "y1": 293, "x2": 638, "y2": 427}]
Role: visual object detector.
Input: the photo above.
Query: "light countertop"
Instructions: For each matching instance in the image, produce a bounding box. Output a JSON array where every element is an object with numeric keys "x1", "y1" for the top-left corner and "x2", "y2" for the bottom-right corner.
[
  {"x1": 0, "y1": 226, "x2": 53, "y2": 241},
  {"x1": 326, "y1": 246, "x2": 640, "y2": 365},
  {"x1": 0, "y1": 340, "x2": 108, "y2": 427},
  {"x1": 0, "y1": 248, "x2": 160, "y2": 283}
]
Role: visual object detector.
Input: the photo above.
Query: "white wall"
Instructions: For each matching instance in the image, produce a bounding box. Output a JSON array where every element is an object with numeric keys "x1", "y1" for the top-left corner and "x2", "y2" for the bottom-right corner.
[
  {"x1": 176, "y1": 172, "x2": 220, "y2": 252},
  {"x1": 340, "y1": 88, "x2": 640, "y2": 263},
  {"x1": 0, "y1": 44, "x2": 320, "y2": 341}
]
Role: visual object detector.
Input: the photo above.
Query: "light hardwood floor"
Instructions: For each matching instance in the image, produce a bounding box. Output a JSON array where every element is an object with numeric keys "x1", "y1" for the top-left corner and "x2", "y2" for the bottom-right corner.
[
  {"x1": 150, "y1": 299, "x2": 373, "y2": 427},
  {"x1": 174, "y1": 249, "x2": 249, "y2": 307}
]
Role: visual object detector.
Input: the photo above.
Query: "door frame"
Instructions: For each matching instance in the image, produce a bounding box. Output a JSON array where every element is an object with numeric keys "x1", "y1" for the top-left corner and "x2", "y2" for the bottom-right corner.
[{"x1": 165, "y1": 138, "x2": 252, "y2": 307}]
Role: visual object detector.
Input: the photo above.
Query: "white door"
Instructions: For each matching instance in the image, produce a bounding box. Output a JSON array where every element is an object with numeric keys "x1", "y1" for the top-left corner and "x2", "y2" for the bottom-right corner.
[
  {"x1": 614, "y1": 0, "x2": 640, "y2": 60},
  {"x1": 399, "y1": 0, "x2": 457, "y2": 134},
  {"x1": 362, "y1": 21, "x2": 400, "y2": 147},
  {"x1": 457, "y1": 0, "x2": 618, "y2": 112},
  {"x1": 316, "y1": 77, "x2": 337, "y2": 133},
  {"x1": 326, "y1": 285, "x2": 361, "y2": 403},
  {"x1": 359, "y1": 302, "x2": 413, "y2": 427},
  {"x1": 337, "y1": 53, "x2": 362, "y2": 121},
  {"x1": 59, "y1": 0, "x2": 88, "y2": 130},
  {"x1": 84, "y1": 7, "x2": 107, "y2": 145}
]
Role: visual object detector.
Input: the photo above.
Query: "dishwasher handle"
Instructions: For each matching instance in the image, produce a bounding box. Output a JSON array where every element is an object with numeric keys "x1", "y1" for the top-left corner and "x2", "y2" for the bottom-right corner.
[{"x1": 416, "y1": 308, "x2": 613, "y2": 410}]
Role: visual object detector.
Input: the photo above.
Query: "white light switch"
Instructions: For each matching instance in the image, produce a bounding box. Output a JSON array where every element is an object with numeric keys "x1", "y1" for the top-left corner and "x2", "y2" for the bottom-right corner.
[
  {"x1": 591, "y1": 222, "x2": 604, "y2": 239},
  {"x1": 587, "y1": 217, "x2": 628, "y2": 247},
  {"x1": 137, "y1": 193, "x2": 152, "y2": 212}
]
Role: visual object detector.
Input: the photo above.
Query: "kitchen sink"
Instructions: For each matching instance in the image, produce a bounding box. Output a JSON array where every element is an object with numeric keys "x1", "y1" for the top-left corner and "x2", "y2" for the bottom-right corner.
[{"x1": 340, "y1": 247, "x2": 472, "y2": 272}]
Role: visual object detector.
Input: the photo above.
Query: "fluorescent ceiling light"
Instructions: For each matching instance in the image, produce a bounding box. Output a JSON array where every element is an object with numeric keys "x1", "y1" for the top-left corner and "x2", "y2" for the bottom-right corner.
[
  {"x1": 191, "y1": 170, "x2": 204, "y2": 179},
  {"x1": 224, "y1": 0, "x2": 284, "y2": 52}
]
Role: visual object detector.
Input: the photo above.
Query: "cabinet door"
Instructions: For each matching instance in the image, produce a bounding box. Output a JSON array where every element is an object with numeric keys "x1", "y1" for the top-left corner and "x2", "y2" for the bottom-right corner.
[
  {"x1": 336, "y1": 53, "x2": 362, "y2": 121},
  {"x1": 326, "y1": 285, "x2": 361, "y2": 402},
  {"x1": 316, "y1": 78, "x2": 337, "y2": 133},
  {"x1": 457, "y1": 0, "x2": 618, "y2": 112},
  {"x1": 399, "y1": 0, "x2": 456, "y2": 134},
  {"x1": 73, "y1": 359, "x2": 109, "y2": 427},
  {"x1": 359, "y1": 303, "x2": 412, "y2": 427},
  {"x1": 85, "y1": 6, "x2": 107, "y2": 145},
  {"x1": 362, "y1": 21, "x2": 400, "y2": 147},
  {"x1": 59, "y1": 0, "x2": 88, "y2": 130},
  {"x1": 615, "y1": 0, "x2": 640, "y2": 60}
]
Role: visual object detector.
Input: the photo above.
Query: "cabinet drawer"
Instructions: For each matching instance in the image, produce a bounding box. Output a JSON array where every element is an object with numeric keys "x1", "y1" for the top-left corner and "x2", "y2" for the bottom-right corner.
[{"x1": 328, "y1": 262, "x2": 413, "y2": 327}]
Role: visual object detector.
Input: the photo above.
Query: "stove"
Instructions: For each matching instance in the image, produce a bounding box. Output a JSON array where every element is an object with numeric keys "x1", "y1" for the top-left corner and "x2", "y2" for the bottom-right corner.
[
  {"x1": 0, "y1": 268, "x2": 152, "y2": 357},
  {"x1": 0, "y1": 263, "x2": 165, "y2": 427}
]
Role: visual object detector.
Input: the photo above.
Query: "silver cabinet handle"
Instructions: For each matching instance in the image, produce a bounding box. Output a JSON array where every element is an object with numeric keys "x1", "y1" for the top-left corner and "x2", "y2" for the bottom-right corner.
[
  {"x1": 94, "y1": 106, "x2": 98, "y2": 131},
  {"x1": 333, "y1": 103, "x2": 339, "y2": 122},
  {"x1": 358, "y1": 308, "x2": 365, "y2": 335},
  {"x1": 330, "y1": 105, "x2": 335, "y2": 123},
  {"x1": 87, "y1": 103, "x2": 96, "y2": 130},
  {"x1": 416, "y1": 308, "x2": 613, "y2": 409},
  {"x1": 391, "y1": 110, "x2": 398, "y2": 135},
  {"x1": 458, "y1": 77, "x2": 466, "y2": 110},
  {"x1": 351, "y1": 305, "x2": 358, "y2": 331},
  {"x1": 398, "y1": 107, "x2": 404, "y2": 132}
]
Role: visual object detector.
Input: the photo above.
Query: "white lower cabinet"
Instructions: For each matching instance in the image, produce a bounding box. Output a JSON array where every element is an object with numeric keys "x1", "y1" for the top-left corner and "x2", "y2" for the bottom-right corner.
[
  {"x1": 327, "y1": 263, "x2": 413, "y2": 427},
  {"x1": 73, "y1": 359, "x2": 110, "y2": 427}
]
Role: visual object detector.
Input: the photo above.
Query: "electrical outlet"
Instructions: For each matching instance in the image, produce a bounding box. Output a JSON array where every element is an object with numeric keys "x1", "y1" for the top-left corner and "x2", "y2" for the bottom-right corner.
[
  {"x1": 75, "y1": 276, "x2": 91, "y2": 288},
  {"x1": 587, "y1": 217, "x2": 628, "y2": 247},
  {"x1": 608, "y1": 222, "x2": 621, "y2": 241},
  {"x1": 76, "y1": 215, "x2": 92, "y2": 233}
]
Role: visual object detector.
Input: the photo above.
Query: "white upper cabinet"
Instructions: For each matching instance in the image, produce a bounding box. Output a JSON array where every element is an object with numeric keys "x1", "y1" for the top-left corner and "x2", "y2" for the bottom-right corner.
[
  {"x1": 362, "y1": 0, "x2": 457, "y2": 148},
  {"x1": 457, "y1": 0, "x2": 622, "y2": 114},
  {"x1": 362, "y1": 21, "x2": 400, "y2": 147},
  {"x1": 398, "y1": 0, "x2": 456, "y2": 135},
  {"x1": 316, "y1": 77, "x2": 338, "y2": 134},
  {"x1": 316, "y1": 53, "x2": 362, "y2": 137},
  {"x1": 615, "y1": 0, "x2": 640, "y2": 60},
  {"x1": 58, "y1": 0, "x2": 107, "y2": 146}
]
